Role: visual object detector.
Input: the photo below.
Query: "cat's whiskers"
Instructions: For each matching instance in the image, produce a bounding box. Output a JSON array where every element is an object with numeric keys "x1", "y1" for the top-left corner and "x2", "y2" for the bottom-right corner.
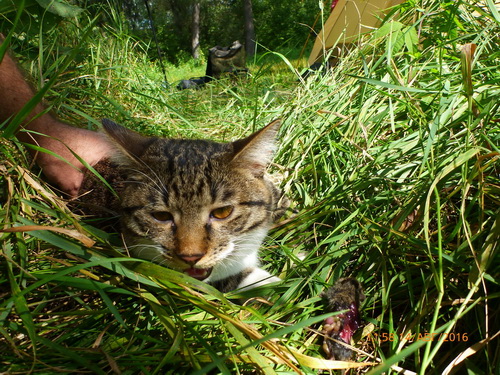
[
  {"x1": 197, "y1": 242, "x2": 234, "y2": 268},
  {"x1": 121, "y1": 179, "x2": 166, "y2": 198},
  {"x1": 214, "y1": 258, "x2": 233, "y2": 276},
  {"x1": 112, "y1": 243, "x2": 167, "y2": 266},
  {"x1": 232, "y1": 232, "x2": 268, "y2": 254},
  {"x1": 127, "y1": 242, "x2": 163, "y2": 260},
  {"x1": 126, "y1": 148, "x2": 167, "y2": 185},
  {"x1": 123, "y1": 167, "x2": 168, "y2": 196}
]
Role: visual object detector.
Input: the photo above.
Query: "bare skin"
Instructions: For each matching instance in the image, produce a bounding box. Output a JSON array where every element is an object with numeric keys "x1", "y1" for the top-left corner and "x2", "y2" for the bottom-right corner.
[{"x1": 0, "y1": 38, "x2": 113, "y2": 197}]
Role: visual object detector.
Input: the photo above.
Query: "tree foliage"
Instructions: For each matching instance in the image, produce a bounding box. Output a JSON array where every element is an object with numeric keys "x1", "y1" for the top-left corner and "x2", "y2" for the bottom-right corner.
[
  {"x1": 1, "y1": 0, "x2": 320, "y2": 64},
  {"x1": 88, "y1": 0, "x2": 320, "y2": 63}
]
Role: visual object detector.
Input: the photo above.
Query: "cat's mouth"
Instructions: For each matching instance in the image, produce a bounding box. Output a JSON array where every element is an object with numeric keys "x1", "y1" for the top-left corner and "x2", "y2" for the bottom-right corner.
[{"x1": 184, "y1": 267, "x2": 212, "y2": 281}]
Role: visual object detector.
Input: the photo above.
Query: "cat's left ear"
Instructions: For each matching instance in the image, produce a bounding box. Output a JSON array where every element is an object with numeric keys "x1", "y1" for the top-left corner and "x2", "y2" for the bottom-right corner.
[
  {"x1": 231, "y1": 119, "x2": 281, "y2": 176},
  {"x1": 101, "y1": 119, "x2": 154, "y2": 165}
]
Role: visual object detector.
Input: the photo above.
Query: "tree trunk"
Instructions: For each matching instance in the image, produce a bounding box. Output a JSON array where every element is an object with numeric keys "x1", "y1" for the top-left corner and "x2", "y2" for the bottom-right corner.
[
  {"x1": 191, "y1": 2, "x2": 201, "y2": 59},
  {"x1": 243, "y1": 0, "x2": 256, "y2": 57}
]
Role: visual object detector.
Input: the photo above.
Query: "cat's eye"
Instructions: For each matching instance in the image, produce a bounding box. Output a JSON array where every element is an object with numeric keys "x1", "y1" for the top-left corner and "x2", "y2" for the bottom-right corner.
[
  {"x1": 152, "y1": 211, "x2": 174, "y2": 222},
  {"x1": 210, "y1": 205, "x2": 234, "y2": 220}
]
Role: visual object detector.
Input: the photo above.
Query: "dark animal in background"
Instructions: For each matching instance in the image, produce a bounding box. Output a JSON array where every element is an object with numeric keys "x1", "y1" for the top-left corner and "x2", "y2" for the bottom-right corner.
[
  {"x1": 177, "y1": 40, "x2": 247, "y2": 90},
  {"x1": 177, "y1": 76, "x2": 211, "y2": 90},
  {"x1": 321, "y1": 278, "x2": 365, "y2": 361}
]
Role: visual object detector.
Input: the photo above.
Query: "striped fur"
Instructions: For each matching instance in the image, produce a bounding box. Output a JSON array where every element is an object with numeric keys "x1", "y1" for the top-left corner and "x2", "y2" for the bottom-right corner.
[{"x1": 102, "y1": 119, "x2": 287, "y2": 292}]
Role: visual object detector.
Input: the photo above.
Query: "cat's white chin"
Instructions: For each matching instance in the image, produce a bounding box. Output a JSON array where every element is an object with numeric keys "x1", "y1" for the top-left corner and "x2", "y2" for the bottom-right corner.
[
  {"x1": 203, "y1": 227, "x2": 271, "y2": 285},
  {"x1": 203, "y1": 249, "x2": 260, "y2": 283}
]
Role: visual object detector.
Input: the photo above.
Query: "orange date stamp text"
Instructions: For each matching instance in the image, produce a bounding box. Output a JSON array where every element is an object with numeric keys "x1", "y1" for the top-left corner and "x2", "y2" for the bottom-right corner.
[{"x1": 370, "y1": 332, "x2": 469, "y2": 343}]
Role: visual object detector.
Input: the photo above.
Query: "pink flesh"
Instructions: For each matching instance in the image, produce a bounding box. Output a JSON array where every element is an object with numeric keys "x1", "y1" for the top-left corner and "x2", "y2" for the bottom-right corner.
[
  {"x1": 340, "y1": 324, "x2": 354, "y2": 342},
  {"x1": 325, "y1": 302, "x2": 361, "y2": 343},
  {"x1": 340, "y1": 302, "x2": 361, "y2": 342}
]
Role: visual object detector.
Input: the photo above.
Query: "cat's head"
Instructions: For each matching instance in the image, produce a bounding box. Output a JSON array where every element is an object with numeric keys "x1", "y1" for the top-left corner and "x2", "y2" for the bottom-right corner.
[{"x1": 102, "y1": 119, "x2": 284, "y2": 283}]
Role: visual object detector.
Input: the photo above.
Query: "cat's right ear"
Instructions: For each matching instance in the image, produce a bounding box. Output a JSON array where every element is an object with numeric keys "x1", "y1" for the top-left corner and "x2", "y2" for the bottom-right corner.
[
  {"x1": 230, "y1": 119, "x2": 281, "y2": 177},
  {"x1": 101, "y1": 119, "x2": 154, "y2": 163}
]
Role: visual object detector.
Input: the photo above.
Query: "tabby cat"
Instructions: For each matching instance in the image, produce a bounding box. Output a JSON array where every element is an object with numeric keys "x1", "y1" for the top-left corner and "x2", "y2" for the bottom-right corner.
[{"x1": 101, "y1": 119, "x2": 288, "y2": 292}]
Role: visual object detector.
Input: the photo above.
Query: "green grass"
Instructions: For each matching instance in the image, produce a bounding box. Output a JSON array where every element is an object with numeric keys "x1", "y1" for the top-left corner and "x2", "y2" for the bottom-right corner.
[{"x1": 1, "y1": 0, "x2": 499, "y2": 374}]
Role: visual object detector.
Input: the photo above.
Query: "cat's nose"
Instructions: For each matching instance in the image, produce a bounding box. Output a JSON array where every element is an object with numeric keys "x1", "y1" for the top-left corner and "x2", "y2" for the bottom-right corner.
[{"x1": 178, "y1": 254, "x2": 204, "y2": 265}]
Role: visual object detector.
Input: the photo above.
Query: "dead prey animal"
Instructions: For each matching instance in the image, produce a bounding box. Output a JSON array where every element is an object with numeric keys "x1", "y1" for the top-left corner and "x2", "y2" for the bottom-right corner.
[{"x1": 320, "y1": 278, "x2": 365, "y2": 361}]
